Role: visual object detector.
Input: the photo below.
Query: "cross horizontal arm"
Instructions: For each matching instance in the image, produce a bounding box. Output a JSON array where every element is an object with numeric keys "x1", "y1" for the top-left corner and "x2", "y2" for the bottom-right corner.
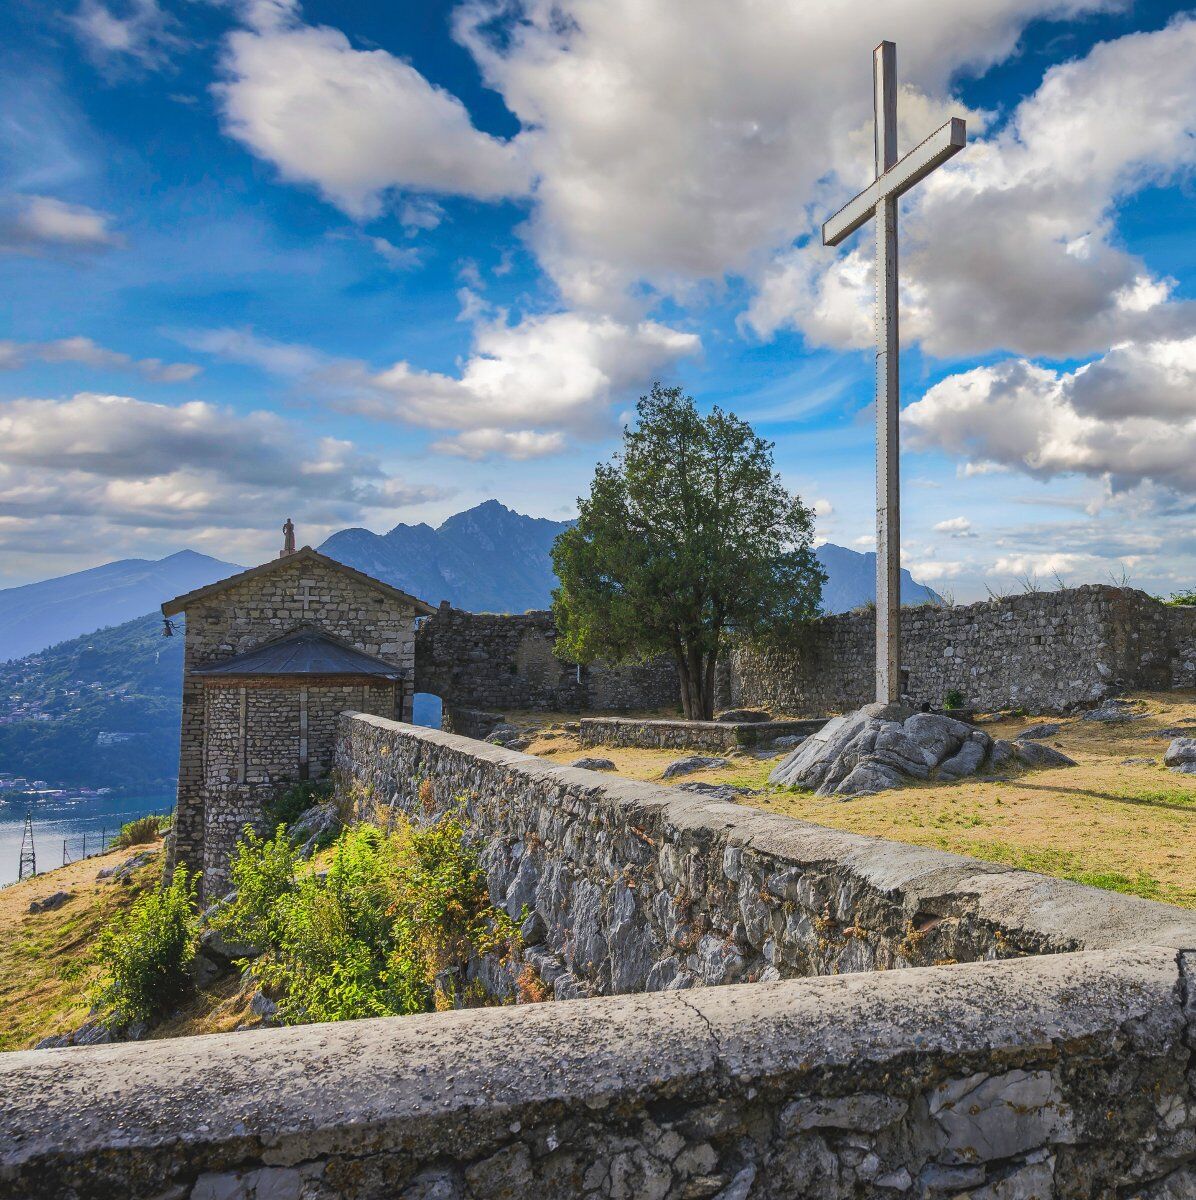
[{"x1": 822, "y1": 117, "x2": 966, "y2": 247}]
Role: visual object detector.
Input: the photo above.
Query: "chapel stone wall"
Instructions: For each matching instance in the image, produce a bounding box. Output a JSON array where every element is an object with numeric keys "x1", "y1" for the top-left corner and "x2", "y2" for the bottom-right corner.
[
  {"x1": 198, "y1": 679, "x2": 395, "y2": 895},
  {"x1": 171, "y1": 554, "x2": 422, "y2": 894}
]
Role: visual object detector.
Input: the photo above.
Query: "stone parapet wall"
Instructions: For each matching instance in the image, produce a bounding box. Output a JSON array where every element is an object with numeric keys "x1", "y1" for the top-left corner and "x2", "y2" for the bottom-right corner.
[
  {"x1": 731, "y1": 585, "x2": 1192, "y2": 716},
  {"x1": 415, "y1": 606, "x2": 679, "y2": 713},
  {"x1": 3, "y1": 949, "x2": 1193, "y2": 1199},
  {"x1": 334, "y1": 714, "x2": 1196, "y2": 1000},
  {"x1": 579, "y1": 716, "x2": 824, "y2": 752}
]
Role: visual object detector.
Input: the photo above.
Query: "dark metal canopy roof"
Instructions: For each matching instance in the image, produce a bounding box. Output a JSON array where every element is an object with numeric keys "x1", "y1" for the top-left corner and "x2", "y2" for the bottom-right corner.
[{"x1": 193, "y1": 629, "x2": 400, "y2": 680}]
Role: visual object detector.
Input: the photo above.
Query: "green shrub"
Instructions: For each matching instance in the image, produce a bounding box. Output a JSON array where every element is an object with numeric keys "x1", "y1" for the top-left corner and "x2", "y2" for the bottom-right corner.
[
  {"x1": 92, "y1": 867, "x2": 199, "y2": 1026},
  {"x1": 266, "y1": 780, "x2": 333, "y2": 829},
  {"x1": 1163, "y1": 589, "x2": 1196, "y2": 607},
  {"x1": 943, "y1": 689, "x2": 966, "y2": 711},
  {"x1": 213, "y1": 825, "x2": 300, "y2": 948},
  {"x1": 111, "y1": 813, "x2": 170, "y2": 850},
  {"x1": 214, "y1": 814, "x2": 517, "y2": 1026}
]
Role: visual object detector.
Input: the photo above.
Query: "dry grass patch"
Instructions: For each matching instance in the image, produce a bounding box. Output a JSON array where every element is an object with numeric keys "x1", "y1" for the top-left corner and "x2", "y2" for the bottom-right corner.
[
  {"x1": 523, "y1": 692, "x2": 1196, "y2": 909},
  {"x1": 0, "y1": 841, "x2": 164, "y2": 1051}
]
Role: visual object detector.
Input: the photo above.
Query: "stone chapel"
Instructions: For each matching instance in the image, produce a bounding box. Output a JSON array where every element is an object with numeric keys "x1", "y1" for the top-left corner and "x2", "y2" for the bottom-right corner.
[{"x1": 161, "y1": 525, "x2": 435, "y2": 897}]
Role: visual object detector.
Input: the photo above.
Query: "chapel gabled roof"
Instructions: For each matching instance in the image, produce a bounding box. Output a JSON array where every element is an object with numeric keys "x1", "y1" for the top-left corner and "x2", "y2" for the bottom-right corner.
[
  {"x1": 191, "y1": 628, "x2": 401, "y2": 679},
  {"x1": 160, "y1": 545, "x2": 436, "y2": 617}
]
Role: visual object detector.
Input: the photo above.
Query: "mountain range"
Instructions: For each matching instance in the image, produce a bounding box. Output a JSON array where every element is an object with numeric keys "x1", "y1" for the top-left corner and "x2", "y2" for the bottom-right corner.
[
  {"x1": 0, "y1": 502, "x2": 940, "y2": 665},
  {"x1": 318, "y1": 500, "x2": 940, "y2": 615},
  {"x1": 319, "y1": 500, "x2": 566, "y2": 614},
  {"x1": 0, "y1": 550, "x2": 241, "y2": 663}
]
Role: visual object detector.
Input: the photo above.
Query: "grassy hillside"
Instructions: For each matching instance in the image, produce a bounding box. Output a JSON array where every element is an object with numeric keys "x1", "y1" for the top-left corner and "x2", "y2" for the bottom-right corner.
[{"x1": 0, "y1": 613, "x2": 182, "y2": 791}]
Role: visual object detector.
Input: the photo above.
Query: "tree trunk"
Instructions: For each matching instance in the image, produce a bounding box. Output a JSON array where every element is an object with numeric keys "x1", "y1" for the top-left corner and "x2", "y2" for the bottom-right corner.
[
  {"x1": 674, "y1": 651, "x2": 696, "y2": 719},
  {"x1": 700, "y1": 650, "x2": 719, "y2": 721},
  {"x1": 677, "y1": 640, "x2": 720, "y2": 720}
]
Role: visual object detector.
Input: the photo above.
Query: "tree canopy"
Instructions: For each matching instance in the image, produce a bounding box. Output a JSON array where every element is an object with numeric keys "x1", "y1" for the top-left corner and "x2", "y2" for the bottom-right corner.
[{"x1": 551, "y1": 383, "x2": 825, "y2": 719}]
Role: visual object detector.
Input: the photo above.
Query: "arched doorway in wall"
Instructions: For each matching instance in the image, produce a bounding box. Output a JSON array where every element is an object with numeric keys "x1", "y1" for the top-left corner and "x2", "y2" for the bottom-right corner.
[{"x1": 412, "y1": 693, "x2": 443, "y2": 729}]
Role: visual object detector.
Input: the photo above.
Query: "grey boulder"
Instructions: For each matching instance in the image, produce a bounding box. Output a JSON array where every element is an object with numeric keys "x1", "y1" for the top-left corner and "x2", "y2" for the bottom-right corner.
[
  {"x1": 770, "y1": 703, "x2": 1073, "y2": 798},
  {"x1": 570, "y1": 757, "x2": 617, "y2": 772},
  {"x1": 484, "y1": 724, "x2": 522, "y2": 745},
  {"x1": 716, "y1": 708, "x2": 770, "y2": 723},
  {"x1": 289, "y1": 801, "x2": 340, "y2": 858},
  {"x1": 1164, "y1": 737, "x2": 1196, "y2": 775},
  {"x1": 1016, "y1": 723, "x2": 1062, "y2": 741},
  {"x1": 27, "y1": 891, "x2": 72, "y2": 914},
  {"x1": 1010, "y1": 740, "x2": 1076, "y2": 769},
  {"x1": 1083, "y1": 699, "x2": 1143, "y2": 723},
  {"x1": 662, "y1": 755, "x2": 729, "y2": 780}
]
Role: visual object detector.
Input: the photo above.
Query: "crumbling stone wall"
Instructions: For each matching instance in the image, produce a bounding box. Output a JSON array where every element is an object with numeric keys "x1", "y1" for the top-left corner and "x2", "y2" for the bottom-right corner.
[
  {"x1": 731, "y1": 585, "x2": 1191, "y2": 716},
  {"x1": 416, "y1": 588, "x2": 1193, "y2": 726},
  {"x1": 1171, "y1": 604, "x2": 1196, "y2": 690},
  {"x1": 335, "y1": 714, "x2": 1196, "y2": 1001},
  {"x1": 415, "y1": 605, "x2": 679, "y2": 713}
]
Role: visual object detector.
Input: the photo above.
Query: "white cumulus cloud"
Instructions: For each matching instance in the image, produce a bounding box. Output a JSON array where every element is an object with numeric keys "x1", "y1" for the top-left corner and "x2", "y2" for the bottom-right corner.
[
  {"x1": 905, "y1": 335, "x2": 1196, "y2": 496},
  {"x1": 354, "y1": 311, "x2": 701, "y2": 438},
  {"x1": 217, "y1": 0, "x2": 530, "y2": 219},
  {"x1": 456, "y1": 0, "x2": 1107, "y2": 309},
  {"x1": 749, "y1": 17, "x2": 1196, "y2": 359},
  {"x1": 0, "y1": 393, "x2": 444, "y2": 550}
]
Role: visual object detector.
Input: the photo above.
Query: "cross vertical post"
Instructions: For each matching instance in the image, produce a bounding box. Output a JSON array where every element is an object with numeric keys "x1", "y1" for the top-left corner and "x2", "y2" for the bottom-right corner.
[
  {"x1": 822, "y1": 41, "x2": 966, "y2": 706},
  {"x1": 874, "y1": 41, "x2": 900, "y2": 704}
]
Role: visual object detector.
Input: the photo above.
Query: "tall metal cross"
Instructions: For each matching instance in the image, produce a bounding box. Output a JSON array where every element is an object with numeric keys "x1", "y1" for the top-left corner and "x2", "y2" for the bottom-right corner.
[{"x1": 822, "y1": 42, "x2": 966, "y2": 704}]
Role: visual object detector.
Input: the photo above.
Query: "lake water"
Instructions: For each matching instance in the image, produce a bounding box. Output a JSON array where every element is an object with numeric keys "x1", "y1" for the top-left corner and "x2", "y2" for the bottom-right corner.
[{"x1": 0, "y1": 793, "x2": 173, "y2": 888}]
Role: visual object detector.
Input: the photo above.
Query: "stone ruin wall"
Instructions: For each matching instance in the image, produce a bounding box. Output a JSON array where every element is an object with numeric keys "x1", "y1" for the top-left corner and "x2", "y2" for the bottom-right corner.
[
  {"x1": 731, "y1": 585, "x2": 1196, "y2": 717},
  {"x1": 578, "y1": 716, "x2": 824, "y2": 752},
  {"x1": 415, "y1": 605, "x2": 680, "y2": 715},
  {"x1": 416, "y1": 589, "x2": 1196, "y2": 726},
  {"x1": 10, "y1": 715, "x2": 1192, "y2": 1197}
]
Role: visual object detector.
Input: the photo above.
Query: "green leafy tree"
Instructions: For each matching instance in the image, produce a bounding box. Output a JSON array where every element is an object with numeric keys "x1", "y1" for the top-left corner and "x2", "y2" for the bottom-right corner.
[{"x1": 552, "y1": 383, "x2": 825, "y2": 719}]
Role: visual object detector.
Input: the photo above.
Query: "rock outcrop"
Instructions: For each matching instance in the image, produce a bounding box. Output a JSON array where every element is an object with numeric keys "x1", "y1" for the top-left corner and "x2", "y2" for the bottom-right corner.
[
  {"x1": 769, "y1": 704, "x2": 1075, "y2": 797},
  {"x1": 661, "y1": 755, "x2": 729, "y2": 780},
  {"x1": 1164, "y1": 737, "x2": 1196, "y2": 775}
]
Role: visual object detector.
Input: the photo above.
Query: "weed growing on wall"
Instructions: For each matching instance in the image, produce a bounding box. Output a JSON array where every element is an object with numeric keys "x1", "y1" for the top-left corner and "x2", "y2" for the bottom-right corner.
[
  {"x1": 92, "y1": 866, "x2": 199, "y2": 1026},
  {"x1": 267, "y1": 779, "x2": 333, "y2": 829},
  {"x1": 213, "y1": 814, "x2": 518, "y2": 1025}
]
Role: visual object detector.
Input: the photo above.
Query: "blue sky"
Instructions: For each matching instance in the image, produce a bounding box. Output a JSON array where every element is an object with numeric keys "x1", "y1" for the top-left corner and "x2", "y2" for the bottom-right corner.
[{"x1": 1, "y1": 0, "x2": 1195, "y2": 601}]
